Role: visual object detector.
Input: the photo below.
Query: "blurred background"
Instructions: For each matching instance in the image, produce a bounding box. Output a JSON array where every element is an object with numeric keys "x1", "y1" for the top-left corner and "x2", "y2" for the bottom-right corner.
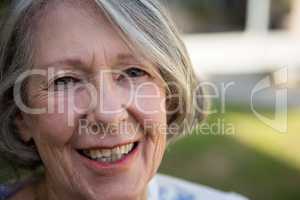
[
  {"x1": 158, "y1": 1, "x2": 300, "y2": 200},
  {"x1": 1, "y1": 0, "x2": 300, "y2": 200}
]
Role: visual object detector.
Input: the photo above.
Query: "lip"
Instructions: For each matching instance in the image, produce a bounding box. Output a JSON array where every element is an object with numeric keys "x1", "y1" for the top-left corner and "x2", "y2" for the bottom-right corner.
[
  {"x1": 77, "y1": 141, "x2": 141, "y2": 172},
  {"x1": 78, "y1": 140, "x2": 139, "y2": 150}
]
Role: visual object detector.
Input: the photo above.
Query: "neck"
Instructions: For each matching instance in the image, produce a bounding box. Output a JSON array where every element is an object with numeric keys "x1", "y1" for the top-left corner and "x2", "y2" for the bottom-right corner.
[
  {"x1": 36, "y1": 174, "x2": 149, "y2": 200},
  {"x1": 35, "y1": 174, "x2": 82, "y2": 200}
]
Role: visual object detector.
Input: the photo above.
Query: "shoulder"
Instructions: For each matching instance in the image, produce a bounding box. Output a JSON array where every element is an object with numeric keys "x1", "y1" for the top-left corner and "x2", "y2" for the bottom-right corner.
[
  {"x1": 0, "y1": 183, "x2": 27, "y2": 200},
  {"x1": 0, "y1": 179, "x2": 37, "y2": 200},
  {"x1": 148, "y1": 174, "x2": 249, "y2": 200},
  {"x1": 0, "y1": 184, "x2": 12, "y2": 200}
]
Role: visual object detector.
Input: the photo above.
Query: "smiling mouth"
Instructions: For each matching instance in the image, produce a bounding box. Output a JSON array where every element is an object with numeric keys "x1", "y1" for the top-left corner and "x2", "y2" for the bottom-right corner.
[{"x1": 77, "y1": 142, "x2": 139, "y2": 164}]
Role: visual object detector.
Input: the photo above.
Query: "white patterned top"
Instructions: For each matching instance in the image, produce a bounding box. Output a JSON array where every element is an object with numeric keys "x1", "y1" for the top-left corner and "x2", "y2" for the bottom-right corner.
[{"x1": 148, "y1": 174, "x2": 249, "y2": 200}]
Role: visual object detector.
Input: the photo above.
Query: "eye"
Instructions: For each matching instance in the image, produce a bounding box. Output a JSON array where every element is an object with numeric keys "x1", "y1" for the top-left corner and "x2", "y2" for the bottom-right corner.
[
  {"x1": 53, "y1": 76, "x2": 81, "y2": 90},
  {"x1": 123, "y1": 67, "x2": 148, "y2": 78}
]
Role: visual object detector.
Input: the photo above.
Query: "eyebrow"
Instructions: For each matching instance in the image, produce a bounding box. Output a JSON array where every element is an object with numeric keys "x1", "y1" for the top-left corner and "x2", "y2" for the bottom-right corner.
[
  {"x1": 38, "y1": 53, "x2": 142, "y2": 71},
  {"x1": 112, "y1": 53, "x2": 143, "y2": 66},
  {"x1": 38, "y1": 57, "x2": 87, "y2": 71}
]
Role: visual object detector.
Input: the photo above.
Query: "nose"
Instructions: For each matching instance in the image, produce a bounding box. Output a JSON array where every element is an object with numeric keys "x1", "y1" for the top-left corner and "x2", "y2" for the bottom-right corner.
[{"x1": 87, "y1": 76, "x2": 129, "y2": 125}]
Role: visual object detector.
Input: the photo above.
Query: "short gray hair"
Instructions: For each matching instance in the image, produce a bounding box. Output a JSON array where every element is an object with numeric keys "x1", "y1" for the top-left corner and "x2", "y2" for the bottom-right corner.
[{"x1": 0, "y1": 0, "x2": 206, "y2": 169}]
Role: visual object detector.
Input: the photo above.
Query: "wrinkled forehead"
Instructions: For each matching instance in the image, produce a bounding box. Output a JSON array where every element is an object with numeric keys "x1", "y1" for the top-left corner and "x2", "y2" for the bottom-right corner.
[
  {"x1": 37, "y1": 0, "x2": 101, "y2": 17},
  {"x1": 32, "y1": 1, "x2": 131, "y2": 68},
  {"x1": 34, "y1": 0, "x2": 111, "y2": 41}
]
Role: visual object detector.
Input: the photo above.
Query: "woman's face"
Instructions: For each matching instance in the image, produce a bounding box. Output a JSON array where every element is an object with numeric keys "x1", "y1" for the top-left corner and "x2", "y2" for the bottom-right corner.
[{"x1": 16, "y1": 2, "x2": 167, "y2": 200}]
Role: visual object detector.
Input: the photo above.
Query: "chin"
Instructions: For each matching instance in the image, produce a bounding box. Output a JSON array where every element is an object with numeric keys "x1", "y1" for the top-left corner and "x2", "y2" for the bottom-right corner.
[{"x1": 60, "y1": 138, "x2": 158, "y2": 200}]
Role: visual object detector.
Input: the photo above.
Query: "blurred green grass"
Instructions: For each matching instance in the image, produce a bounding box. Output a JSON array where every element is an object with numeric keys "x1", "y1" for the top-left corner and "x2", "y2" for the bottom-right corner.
[{"x1": 159, "y1": 105, "x2": 300, "y2": 200}]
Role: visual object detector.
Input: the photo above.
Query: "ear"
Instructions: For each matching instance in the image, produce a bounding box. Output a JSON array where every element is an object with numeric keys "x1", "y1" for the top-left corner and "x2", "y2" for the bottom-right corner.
[{"x1": 15, "y1": 111, "x2": 32, "y2": 142}]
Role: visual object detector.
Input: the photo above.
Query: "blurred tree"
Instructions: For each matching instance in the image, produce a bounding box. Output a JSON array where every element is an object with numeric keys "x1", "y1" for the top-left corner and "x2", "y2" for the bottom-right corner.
[
  {"x1": 162, "y1": 0, "x2": 291, "y2": 33},
  {"x1": 163, "y1": 0, "x2": 247, "y2": 33},
  {"x1": 0, "y1": 0, "x2": 9, "y2": 18}
]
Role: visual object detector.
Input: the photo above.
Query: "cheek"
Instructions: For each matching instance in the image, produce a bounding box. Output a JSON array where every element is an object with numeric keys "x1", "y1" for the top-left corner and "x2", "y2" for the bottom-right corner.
[
  {"x1": 32, "y1": 114, "x2": 73, "y2": 146},
  {"x1": 30, "y1": 89, "x2": 91, "y2": 146},
  {"x1": 131, "y1": 83, "x2": 167, "y2": 135},
  {"x1": 134, "y1": 83, "x2": 166, "y2": 116}
]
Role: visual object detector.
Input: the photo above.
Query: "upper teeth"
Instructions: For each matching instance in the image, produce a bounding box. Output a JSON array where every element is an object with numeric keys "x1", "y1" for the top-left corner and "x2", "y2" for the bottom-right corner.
[{"x1": 83, "y1": 143, "x2": 134, "y2": 161}]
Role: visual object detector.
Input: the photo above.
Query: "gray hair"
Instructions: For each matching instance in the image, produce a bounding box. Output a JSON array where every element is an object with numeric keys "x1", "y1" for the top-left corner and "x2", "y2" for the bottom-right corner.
[{"x1": 0, "y1": 0, "x2": 206, "y2": 169}]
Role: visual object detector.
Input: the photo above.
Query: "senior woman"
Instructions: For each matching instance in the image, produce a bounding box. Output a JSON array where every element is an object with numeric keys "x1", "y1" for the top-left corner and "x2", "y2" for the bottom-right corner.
[{"x1": 0, "y1": 0, "x2": 248, "y2": 200}]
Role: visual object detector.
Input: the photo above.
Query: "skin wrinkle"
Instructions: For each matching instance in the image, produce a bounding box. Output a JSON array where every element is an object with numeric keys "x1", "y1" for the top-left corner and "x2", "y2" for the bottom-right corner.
[{"x1": 14, "y1": 1, "x2": 167, "y2": 200}]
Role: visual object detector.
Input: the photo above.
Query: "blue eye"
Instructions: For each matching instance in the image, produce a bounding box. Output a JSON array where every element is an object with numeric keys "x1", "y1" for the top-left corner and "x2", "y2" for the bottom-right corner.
[{"x1": 124, "y1": 67, "x2": 147, "y2": 78}]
